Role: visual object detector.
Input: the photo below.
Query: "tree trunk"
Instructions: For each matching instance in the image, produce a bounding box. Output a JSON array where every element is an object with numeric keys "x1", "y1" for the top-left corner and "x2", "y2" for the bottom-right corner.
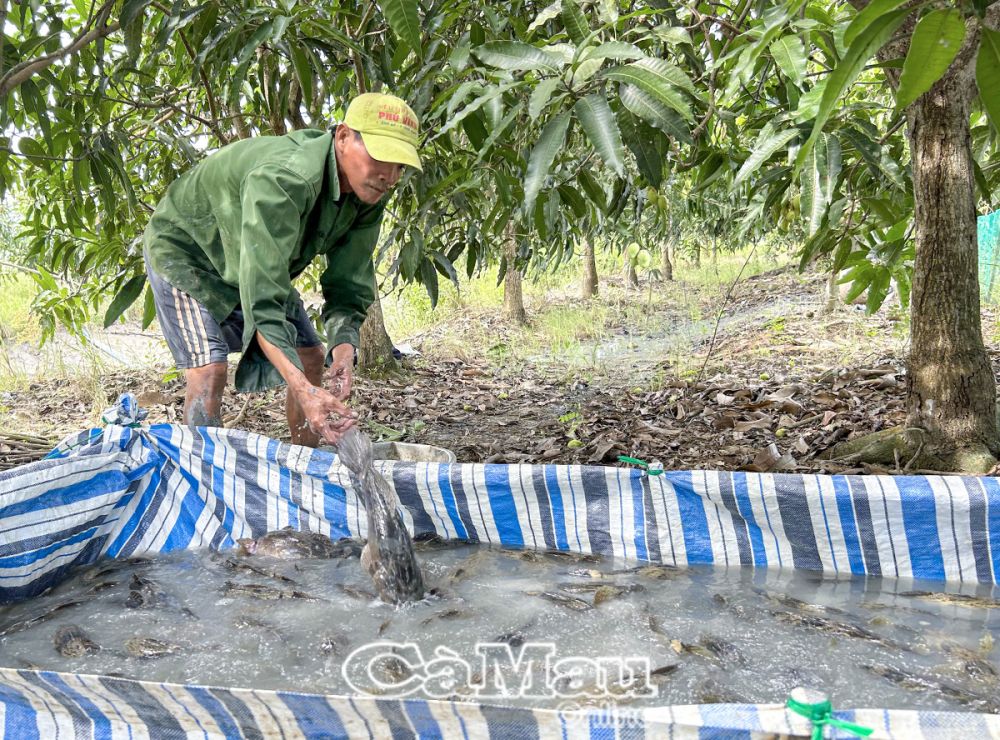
[
  {"x1": 693, "y1": 243, "x2": 701, "y2": 267},
  {"x1": 904, "y1": 57, "x2": 998, "y2": 462},
  {"x1": 503, "y1": 235, "x2": 527, "y2": 324},
  {"x1": 581, "y1": 236, "x2": 598, "y2": 298},
  {"x1": 823, "y1": 268, "x2": 840, "y2": 314},
  {"x1": 358, "y1": 288, "x2": 396, "y2": 370},
  {"x1": 624, "y1": 260, "x2": 639, "y2": 288},
  {"x1": 661, "y1": 243, "x2": 673, "y2": 281}
]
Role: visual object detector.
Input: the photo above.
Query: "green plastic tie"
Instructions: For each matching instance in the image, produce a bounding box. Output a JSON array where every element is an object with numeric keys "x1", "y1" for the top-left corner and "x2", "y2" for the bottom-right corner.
[
  {"x1": 786, "y1": 692, "x2": 873, "y2": 740},
  {"x1": 617, "y1": 455, "x2": 663, "y2": 475}
]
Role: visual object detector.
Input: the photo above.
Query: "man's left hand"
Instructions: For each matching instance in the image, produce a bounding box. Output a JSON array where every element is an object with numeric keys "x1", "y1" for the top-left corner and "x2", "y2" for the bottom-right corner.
[{"x1": 326, "y1": 343, "x2": 355, "y2": 401}]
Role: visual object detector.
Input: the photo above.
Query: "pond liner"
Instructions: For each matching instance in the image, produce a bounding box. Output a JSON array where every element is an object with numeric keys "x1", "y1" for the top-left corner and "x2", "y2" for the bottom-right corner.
[{"x1": 1, "y1": 394, "x2": 998, "y2": 738}]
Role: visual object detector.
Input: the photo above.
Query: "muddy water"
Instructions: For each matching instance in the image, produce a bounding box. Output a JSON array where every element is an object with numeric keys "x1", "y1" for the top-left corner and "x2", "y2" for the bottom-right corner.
[{"x1": 1, "y1": 543, "x2": 998, "y2": 713}]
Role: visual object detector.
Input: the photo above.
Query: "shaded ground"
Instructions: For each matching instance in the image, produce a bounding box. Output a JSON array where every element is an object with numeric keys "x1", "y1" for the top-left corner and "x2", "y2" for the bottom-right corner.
[{"x1": 4, "y1": 265, "x2": 997, "y2": 474}]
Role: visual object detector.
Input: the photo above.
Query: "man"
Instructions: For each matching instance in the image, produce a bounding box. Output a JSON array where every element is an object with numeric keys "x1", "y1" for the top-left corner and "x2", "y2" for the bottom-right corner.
[{"x1": 143, "y1": 93, "x2": 421, "y2": 446}]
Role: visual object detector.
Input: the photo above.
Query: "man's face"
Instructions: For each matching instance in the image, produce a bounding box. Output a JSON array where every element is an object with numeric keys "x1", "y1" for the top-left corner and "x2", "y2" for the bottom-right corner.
[{"x1": 335, "y1": 126, "x2": 404, "y2": 205}]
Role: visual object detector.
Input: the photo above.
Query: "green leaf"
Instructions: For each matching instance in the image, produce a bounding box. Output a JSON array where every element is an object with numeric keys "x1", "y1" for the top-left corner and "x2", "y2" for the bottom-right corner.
[
  {"x1": 435, "y1": 83, "x2": 515, "y2": 139},
  {"x1": 800, "y1": 133, "x2": 842, "y2": 236},
  {"x1": 796, "y1": 8, "x2": 909, "y2": 172},
  {"x1": 420, "y1": 258, "x2": 439, "y2": 307},
  {"x1": 289, "y1": 41, "x2": 314, "y2": 110},
  {"x1": 523, "y1": 110, "x2": 572, "y2": 217},
  {"x1": 977, "y1": 28, "x2": 1000, "y2": 132},
  {"x1": 617, "y1": 110, "x2": 665, "y2": 188},
  {"x1": 528, "y1": 0, "x2": 561, "y2": 35},
  {"x1": 733, "y1": 123, "x2": 800, "y2": 187},
  {"x1": 382, "y1": 0, "x2": 422, "y2": 54},
  {"x1": 401, "y1": 231, "x2": 422, "y2": 279},
  {"x1": 770, "y1": 35, "x2": 807, "y2": 86},
  {"x1": 529, "y1": 78, "x2": 561, "y2": 120},
  {"x1": 574, "y1": 94, "x2": 625, "y2": 176},
  {"x1": 596, "y1": 0, "x2": 618, "y2": 25},
  {"x1": 792, "y1": 79, "x2": 827, "y2": 122},
  {"x1": 896, "y1": 10, "x2": 966, "y2": 110},
  {"x1": 120, "y1": 0, "x2": 153, "y2": 29},
  {"x1": 557, "y1": 184, "x2": 588, "y2": 219},
  {"x1": 560, "y1": 0, "x2": 590, "y2": 46},
  {"x1": 473, "y1": 41, "x2": 565, "y2": 71},
  {"x1": 865, "y1": 268, "x2": 891, "y2": 313},
  {"x1": 577, "y1": 168, "x2": 606, "y2": 212},
  {"x1": 587, "y1": 41, "x2": 645, "y2": 63},
  {"x1": 844, "y1": 0, "x2": 910, "y2": 49},
  {"x1": 18, "y1": 136, "x2": 47, "y2": 165},
  {"x1": 103, "y1": 274, "x2": 146, "y2": 328},
  {"x1": 604, "y1": 61, "x2": 693, "y2": 121},
  {"x1": 141, "y1": 284, "x2": 156, "y2": 330},
  {"x1": 618, "y1": 83, "x2": 691, "y2": 142}
]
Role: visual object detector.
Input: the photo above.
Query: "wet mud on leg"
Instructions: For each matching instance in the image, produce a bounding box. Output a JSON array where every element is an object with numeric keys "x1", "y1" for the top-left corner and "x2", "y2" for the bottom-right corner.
[
  {"x1": 183, "y1": 363, "x2": 227, "y2": 427},
  {"x1": 288, "y1": 345, "x2": 325, "y2": 448}
]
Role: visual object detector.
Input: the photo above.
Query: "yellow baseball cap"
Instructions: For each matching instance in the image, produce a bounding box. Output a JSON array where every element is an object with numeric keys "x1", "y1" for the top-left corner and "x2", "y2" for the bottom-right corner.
[{"x1": 344, "y1": 93, "x2": 422, "y2": 171}]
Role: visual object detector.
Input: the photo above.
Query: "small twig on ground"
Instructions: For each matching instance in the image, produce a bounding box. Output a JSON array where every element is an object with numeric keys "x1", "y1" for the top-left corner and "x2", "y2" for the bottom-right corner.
[
  {"x1": 225, "y1": 396, "x2": 253, "y2": 428},
  {"x1": 696, "y1": 242, "x2": 759, "y2": 381}
]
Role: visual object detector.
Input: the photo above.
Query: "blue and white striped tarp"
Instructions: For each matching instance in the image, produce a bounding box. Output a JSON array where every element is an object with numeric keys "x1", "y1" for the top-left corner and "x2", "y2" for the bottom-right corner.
[
  {"x1": 1, "y1": 666, "x2": 998, "y2": 740},
  {"x1": 2, "y1": 394, "x2": 1000, "y2": 738}
]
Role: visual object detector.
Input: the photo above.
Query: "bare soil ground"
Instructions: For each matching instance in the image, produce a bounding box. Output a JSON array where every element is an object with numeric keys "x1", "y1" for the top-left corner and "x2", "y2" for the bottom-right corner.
[{"x1": 4, "y1": 265, "x2": 997, "y2": 474}]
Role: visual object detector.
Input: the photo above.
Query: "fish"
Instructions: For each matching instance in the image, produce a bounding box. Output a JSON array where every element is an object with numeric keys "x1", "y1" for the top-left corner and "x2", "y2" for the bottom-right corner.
[
  {"x1": 336, "y1": 428, "x2": 425, "y2": 604},
  {"x1": 419, "y1": 608, "x2": 472, "y2": 626},
  {"x1": 80, "y1": 558, "x2": 153, "y2": 583},
  {"x1": 592, "y1": 584, "x2": 640, "y2": 605},
  {"x1": 222, "y1": 581, "x2": 322, "y2": 601},
  {"x1": 53, "y1": 624, "x2": 99, "y2": 658},
  {"x1": 770, "y1": 609, "x2": 913, "y2": 652},
  {"x1": 125, "y1": 637, "x2": 181, "y2": 658},
  {"x1": 412, "y1": 532, "x2": 476, "y2": 551},
  {"x1": 445, "y1": 549, "x2": 491, "y2": 584},
  {"x1": 899, "y1": 591, "x2": 1000, "y2": 609},
  {"x1": 125, "y1": 574, "x2": 167, "y2": 609},
  {"x1": 863, "y1": 664, "x2": 1000, "y2": 712},
  {"x1": 669, "y1": 637, "x2": 742, "y2": 665},
  {"x1": 494, "y1": 621, "x2": 535, "y2": 649},
  {"x1": 530, "y1": 591, "x2": 593, "y2": 611},
  {"x1": 695, "y1": 677, "x2": 753, "y2": 704},
  {"x1": 236, "y1": 527, "x2": 357, "y2": 559},
  {"x1": 338, "y1": 584, "x2": 377, "y2": 601},
  {"x1": 320, "y1": 633, "x2": 349, "y2": 656},
  {"x1": 1, "y1": 600, "x2": 83, "y2": 636},
  {"x1": 221, "y1": 557, "x2": 298, "y2": 584}
]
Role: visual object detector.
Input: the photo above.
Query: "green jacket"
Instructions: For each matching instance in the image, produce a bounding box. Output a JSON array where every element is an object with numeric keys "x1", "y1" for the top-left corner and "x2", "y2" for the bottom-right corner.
[{"x1": 143, "y1": 128, "x2": 383, "y2": 391}]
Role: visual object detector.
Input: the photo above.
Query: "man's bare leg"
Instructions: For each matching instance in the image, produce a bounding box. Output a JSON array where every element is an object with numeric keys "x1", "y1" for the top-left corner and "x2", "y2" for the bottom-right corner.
[
  {"x1": 287, "y1": 346, "x2": 326, "y2": 447},
  {"x1": 184, "y1": 362, "x2": 228, "y2": 427}
]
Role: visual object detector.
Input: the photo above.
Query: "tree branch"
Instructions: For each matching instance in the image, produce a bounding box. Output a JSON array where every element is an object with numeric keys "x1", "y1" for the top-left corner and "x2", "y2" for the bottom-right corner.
[
  {"x1": 0, "y1": 0, "x2": 119, "y2": 98},
  {"x1": 150, "y1": 1, "x2": 228, "y2": 144}
]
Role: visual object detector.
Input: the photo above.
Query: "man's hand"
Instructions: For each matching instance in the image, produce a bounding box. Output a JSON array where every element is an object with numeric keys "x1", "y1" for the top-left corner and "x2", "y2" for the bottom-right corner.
[
  {"x1": 296, "y1": 383, "x2": 358, "y2": 444},
  {"x1": 326, "y1": 342, "x2": 355, "y2": 401}
]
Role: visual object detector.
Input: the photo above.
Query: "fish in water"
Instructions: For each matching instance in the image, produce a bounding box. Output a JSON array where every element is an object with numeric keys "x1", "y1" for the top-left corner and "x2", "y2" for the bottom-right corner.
[
  {"x1": 53, "y1": 624, "x2": 99, "y2": 658},
  {"x1": 863, "y1": 664, "x2": 1000, "y2": 713},
  {"x1": 529, "y1": 591, "x2": 593, "y2": 611},
  {"x1": 336, "y1": 428, "x2": 425, "y2": 604},
  {"x1": 222, "y1": 581, "x2": 322, "y2": 601},
  {"x1": 125, "y1": 637, "x2": 181, "y2": 659},
  {"x1": 221, "y1": 558, "x2": 298, "y2": 584},
  {"x1": 1, "y1": 599, "x2": 83, "y2": 637},
  {"x1": 899, "y1": 591, "x2": 1000, "y2": 609},
  {"x1": 237, "y1": 527, "x2": 359, "y2": 559}
]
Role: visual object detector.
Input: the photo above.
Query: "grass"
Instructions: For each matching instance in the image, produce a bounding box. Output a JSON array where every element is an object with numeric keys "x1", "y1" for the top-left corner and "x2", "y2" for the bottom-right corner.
[
  {"x1": 379, "y1": 245, "x2": 795, "y2": 381},
  {"x1": 1, "y1": 243, "x2": 795, "y2": 395}
]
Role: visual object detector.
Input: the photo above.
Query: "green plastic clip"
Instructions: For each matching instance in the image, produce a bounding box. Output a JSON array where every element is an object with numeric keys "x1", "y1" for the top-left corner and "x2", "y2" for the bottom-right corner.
[
  {"x1": 786, "y1": 689, "x2": 873, "y2": 740},
  {"x1": 617, "y1": 455, "x2": 664, "y2": 475}
]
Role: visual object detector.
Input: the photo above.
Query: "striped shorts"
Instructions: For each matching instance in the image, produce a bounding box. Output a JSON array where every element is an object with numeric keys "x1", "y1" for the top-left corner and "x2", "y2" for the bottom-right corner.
[{"x1": 145, "y1": 256, "x2": 321, "y2": 370}]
